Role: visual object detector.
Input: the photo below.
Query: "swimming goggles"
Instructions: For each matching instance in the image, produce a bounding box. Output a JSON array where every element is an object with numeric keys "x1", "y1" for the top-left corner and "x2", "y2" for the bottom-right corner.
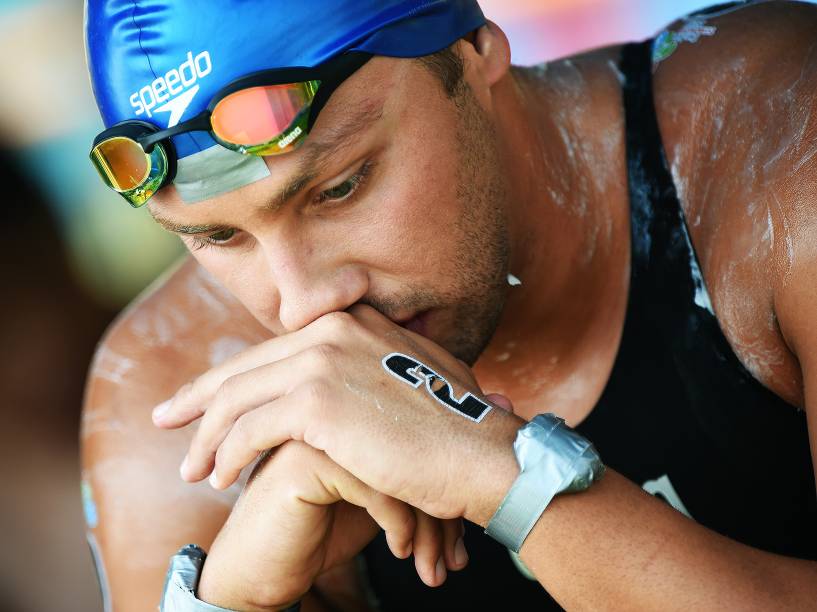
[{"x1": 89, "y1": 52, "x2": 372, "y2": 208}]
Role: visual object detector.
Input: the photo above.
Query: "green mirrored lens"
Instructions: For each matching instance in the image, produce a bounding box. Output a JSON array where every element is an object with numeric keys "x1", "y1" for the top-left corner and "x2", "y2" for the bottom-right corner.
[{"x1": 90, "y1": 138, "x2": 169, "y2": 208}]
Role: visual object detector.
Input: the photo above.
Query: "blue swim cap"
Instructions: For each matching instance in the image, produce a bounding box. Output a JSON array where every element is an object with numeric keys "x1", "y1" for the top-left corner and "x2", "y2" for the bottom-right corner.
[{"x1": 85, "y1": 0, "x2": 486, "y2": 160}]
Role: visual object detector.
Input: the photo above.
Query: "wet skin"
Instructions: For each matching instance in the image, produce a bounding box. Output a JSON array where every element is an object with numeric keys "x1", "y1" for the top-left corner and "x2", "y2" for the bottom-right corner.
[{"x1": 83, "y1": 3, "x2": 817, "y2": 610}]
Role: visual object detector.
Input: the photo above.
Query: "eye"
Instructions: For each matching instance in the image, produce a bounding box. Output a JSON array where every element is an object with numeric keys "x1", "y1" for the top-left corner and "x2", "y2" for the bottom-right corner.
[
  {"x1": 206, "y1": 228, "x2": 236, "y2": 243},
  {"x1": 187, "y1": 228, "x2": 237, "y2": 251},
  {"x1": 316, "y1": 160, "x2": 374, "y2": 205},
  {"x1": 321, "y1": 179, "x2": 356, "y2": 200}
]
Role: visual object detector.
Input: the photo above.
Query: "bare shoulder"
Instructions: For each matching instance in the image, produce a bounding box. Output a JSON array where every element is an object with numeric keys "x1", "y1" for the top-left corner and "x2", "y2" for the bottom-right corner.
[
  {"x1": 651, "y1": 1, "x2": 817, "y2": 407},
  {"x1": 653, "y1": 1, "x2": 817, "y2": 98},
  {"x1": 81, "y1": 256, "x2": 271, "y2": 610},
  {"x1": 654, "y1": 0, "x2": 817, "y2": 148}
]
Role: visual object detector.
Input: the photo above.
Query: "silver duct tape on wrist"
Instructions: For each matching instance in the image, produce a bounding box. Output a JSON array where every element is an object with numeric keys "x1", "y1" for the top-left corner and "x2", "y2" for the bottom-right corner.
[
  {"x1": 160, "y1": 545, "x2": 235, "y2": 611},
  {"x1": 485, "y1": 414, "x2": 605, "y2": 553}
]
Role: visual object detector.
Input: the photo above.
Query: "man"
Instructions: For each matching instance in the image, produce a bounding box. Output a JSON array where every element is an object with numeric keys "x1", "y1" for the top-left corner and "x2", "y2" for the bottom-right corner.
[{"x1": 81, "y1": 0, "x2": 817, "y2": 610}]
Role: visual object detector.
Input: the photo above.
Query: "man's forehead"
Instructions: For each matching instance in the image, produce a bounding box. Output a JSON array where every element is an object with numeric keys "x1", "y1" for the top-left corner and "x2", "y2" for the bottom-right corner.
[
  {"x1": 148, "y1": 94, "x2": 386, "y2": 230},
  {"x1": 168, "y1": 56, "x2": 394, "y2": 206}
]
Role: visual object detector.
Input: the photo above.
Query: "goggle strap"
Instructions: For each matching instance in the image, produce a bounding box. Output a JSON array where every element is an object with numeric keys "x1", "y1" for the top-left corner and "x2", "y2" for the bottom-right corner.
[
  {"x1": 140, "y1": 114, "x2": 212, "y2": 151},
  {"x1": 308, "y1": 53, "x2": 373, "y2": 132}
]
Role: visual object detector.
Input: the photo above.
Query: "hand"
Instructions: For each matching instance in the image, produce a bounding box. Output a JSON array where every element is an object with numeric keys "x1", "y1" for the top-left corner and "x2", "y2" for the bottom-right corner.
[
  {"x1": 196, "y1": 440, "x2": 468, "y2": 610},
  {"x1": 155, "y1": 304, "x2": 522, "y2": 524}
]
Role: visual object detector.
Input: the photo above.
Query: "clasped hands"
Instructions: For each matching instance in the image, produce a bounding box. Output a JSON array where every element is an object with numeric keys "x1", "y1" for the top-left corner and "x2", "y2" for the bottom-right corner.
[{"x1": 153, "y1": 304, "x2": 522, "y2": 610}]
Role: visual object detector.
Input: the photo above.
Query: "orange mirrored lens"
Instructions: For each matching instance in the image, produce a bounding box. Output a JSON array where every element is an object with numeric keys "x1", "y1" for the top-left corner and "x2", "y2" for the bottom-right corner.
[
  {"x1": 91, "y1": 137, "x2": 150, "y2": 192},
  {"x1": 211, "y1": 83, "x2": 313, "y2": 147}
]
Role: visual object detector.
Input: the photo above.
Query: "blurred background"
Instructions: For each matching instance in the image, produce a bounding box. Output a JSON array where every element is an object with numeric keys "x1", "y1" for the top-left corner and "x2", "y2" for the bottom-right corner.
[{"x1": 0, "y1": 0, "x2": 780, "y2": 609}]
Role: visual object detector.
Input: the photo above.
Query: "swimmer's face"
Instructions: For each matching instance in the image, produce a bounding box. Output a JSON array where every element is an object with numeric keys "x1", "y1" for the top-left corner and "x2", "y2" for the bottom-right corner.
[{"x1": 148, "y1": 36, "x2": 512, "y2": 364}]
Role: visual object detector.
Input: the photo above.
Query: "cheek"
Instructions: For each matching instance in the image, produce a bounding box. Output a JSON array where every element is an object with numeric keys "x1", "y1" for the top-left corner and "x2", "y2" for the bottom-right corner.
[
  {"x1": 187, "y1": 247, "x2": 278, "y2": 328},
  {"x1": 346, "y1": 126, "x2": 465, "y2": 287}
]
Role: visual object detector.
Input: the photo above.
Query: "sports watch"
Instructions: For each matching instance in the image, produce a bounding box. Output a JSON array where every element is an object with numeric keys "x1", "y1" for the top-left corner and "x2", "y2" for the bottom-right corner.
[{"x1": 485, "y1": 413, "x2": 605, "y2": 553}]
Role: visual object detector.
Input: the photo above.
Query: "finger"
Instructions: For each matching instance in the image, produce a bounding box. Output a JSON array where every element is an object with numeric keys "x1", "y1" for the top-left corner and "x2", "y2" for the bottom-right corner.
[
  {"x1": 322, "y1": 502, "x2": 380, "y2": 568},
  {"x1": 209, "y1": 387, "x2": 314, "y2": 489},
  {"x1": 412, "y1": 509, "x2": 446, "y2": 587},
  {"x1": 485, "y1": 392, "x2": 515, "y2": 413},
  {"x1": 328, "y1": 471, "x2": 416, "y2": 561},
  {"x1": 153, "y1": 336, "x2": 310, "y2": 428},
  {"x1": 181, "y1": 347, "x2": 329, "y2": 482},
  {"x1": 441, "y1": 518, "x2": 468, "y2": 571},
  {"x1": 290, "y1": 448, "x2": 415, "y2": 564},
  {"x1": 155, "y1": 313, "x2": 355, "y2": 428}
]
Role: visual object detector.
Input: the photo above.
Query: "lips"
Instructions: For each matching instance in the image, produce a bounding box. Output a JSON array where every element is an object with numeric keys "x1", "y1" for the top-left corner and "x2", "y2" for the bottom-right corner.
[{"x1": 398, "y1": 310, "x2": 430, "y2": 337}]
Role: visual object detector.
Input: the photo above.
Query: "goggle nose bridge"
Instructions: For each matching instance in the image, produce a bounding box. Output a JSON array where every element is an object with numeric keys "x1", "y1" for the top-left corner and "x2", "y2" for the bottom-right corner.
[{"x1": 138, "y1": 113, "x2": 213, "y2": 152}]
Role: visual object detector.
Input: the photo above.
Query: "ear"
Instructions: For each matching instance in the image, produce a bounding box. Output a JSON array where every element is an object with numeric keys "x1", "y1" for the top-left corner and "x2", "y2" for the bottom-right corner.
[{"x1": 459, "y1": 20, "x2": 511, "y2": 108}]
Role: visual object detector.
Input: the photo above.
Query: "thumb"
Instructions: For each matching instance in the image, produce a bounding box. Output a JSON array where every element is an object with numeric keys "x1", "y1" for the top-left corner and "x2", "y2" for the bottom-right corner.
[{"x1": 485, "y1": 392, "x2": 514, "y2": 413}]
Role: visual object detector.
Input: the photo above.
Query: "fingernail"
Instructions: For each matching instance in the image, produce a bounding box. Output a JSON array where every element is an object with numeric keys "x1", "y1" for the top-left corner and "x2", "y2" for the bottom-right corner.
[
  {"x1": 179, "y1": 455, "x2": 189, "y2": 479},
  {"x1": 435, "y1": 556, "x2": 446, "y2": 584},
  {"x1": 152, "y1": 400, "x2": 171, "y2": 423},
  {"x1": 454, "y1": 537, "x2": 468, "y2": 566}
]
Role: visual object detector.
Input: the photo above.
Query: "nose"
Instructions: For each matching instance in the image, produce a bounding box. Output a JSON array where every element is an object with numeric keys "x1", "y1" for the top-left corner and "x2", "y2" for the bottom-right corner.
[{"x1": 261, "y1": 235, "x2": 368, "y2": 332}]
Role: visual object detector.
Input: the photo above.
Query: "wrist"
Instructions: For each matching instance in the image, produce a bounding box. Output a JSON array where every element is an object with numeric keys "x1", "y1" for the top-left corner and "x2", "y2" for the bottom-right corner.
[
  {"x1": 196, "y1": 553, "x2": 304, "y2": 612},
  {"x1": 462, "y1": 410, "x2": 522, "y2": 527}
]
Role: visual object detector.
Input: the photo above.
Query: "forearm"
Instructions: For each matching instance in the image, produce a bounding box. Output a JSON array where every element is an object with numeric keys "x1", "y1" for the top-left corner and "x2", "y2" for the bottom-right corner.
[{"x1": 481, "y1": 468, "x2": 817, "y2": 609}]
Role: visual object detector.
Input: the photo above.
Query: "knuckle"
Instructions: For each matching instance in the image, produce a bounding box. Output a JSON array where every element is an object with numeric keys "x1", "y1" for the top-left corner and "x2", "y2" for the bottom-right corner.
[
  {"x1": 301, "y1": 379, "x2": 331, "y2": 409},
  {"x1": 273, "y1": 441, "x2": 316, "y2": 476},
  {"x1": 403, "y1": 517, "x2": 418, "y2": 541},
  {"x1": 318, "y1": 310, "x2": 355, "y2": 335},
  {"x1": 384, "y1": 498, "x2": 417, "y2": 537},
  {"x1": 187, "y1": 375, "x2": 213, "y2": 404},
  {"x1": 307, "y1": 343, "x2": 340, "y2": 369},
  {"x1": 172, "y1": 381, "x2": 195, "y2": 406},
  {"x1": 213, "y1": 374, "x2": 240, "y2": 407},
  {"x1": 213, "y1": 440, "x2": 230, "y2": 473},
  {"x1": 232, "y1": 412, "x2": 255, "y2": 447}
]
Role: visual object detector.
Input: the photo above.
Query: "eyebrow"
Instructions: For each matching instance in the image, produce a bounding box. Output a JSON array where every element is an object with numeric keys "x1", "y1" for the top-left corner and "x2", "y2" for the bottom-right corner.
[
  {"x1": 150, "y1": 99, "x2": 385, "y2": 235},
  {"x1": 148, "y1": 218, "x2": 229, "y2": 235}
]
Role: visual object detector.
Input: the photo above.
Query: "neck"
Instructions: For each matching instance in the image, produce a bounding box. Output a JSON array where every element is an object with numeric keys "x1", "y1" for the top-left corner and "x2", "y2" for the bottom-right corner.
[{"x1": 474, "y1": 57, "x2": 631, "y2": 420}]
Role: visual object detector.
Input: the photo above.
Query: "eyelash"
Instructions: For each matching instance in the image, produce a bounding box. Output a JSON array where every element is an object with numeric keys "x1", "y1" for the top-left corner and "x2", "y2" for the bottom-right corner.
[
  {"x1": 187, "y1": 229, "x2": 235, "y2": 251},
  {"x1": 186, "y1": 160, "x2": 375, "y2": 251},
  {"x1": 314, "y1": 159, "x2": 374, "y2": 206}
]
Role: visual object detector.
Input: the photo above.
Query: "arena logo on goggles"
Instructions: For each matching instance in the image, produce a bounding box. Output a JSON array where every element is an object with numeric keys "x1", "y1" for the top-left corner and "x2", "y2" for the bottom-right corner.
[{"x1": 129, "y1": 50, "x2": 213, "y2": 128}]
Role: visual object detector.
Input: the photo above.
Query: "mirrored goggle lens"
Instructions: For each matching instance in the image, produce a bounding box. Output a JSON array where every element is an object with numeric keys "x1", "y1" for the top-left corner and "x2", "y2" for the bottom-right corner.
[
  {"x1": 90, "y1": 136, "x2": 169, "y2": 208},
  {"x1": 211, "y1": 80, "x2": 319, "y2": 155},
  {"x1": 90, "y1": 136, "x2": 149, "y2": 192}
]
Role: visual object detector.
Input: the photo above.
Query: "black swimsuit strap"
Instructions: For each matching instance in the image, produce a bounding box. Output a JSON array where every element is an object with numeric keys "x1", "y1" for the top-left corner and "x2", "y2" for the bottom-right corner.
[{"x1": 618, "y1": 40, "x2": 688, "y2": 295}]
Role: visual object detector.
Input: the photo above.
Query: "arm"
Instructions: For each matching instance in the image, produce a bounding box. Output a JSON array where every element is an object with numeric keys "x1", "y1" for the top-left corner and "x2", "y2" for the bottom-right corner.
[
  {"x1": 83, "y1": 329, "x2": 373, "y2": 612},
  {"x1": 160, "y1": 304, "x2": 817, "y2": 610},
  {"x1": 82, "y1": 342, "x2": 237, "y2": 611},
  {"x1": 488, "y1": 470, "x2": 817, "y2": 609},
  {"x1": 481, "y1": 186, "x2": 817, "y2": 607},
  {"x1": 81, "y1": 259, "x2": 373, "y2": 611}
]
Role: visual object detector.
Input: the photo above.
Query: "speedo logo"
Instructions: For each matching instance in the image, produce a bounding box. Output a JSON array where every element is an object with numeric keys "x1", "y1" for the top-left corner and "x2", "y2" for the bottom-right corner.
[{"x1": 130, "y1": 50, "x2": 212, "y2": 128}]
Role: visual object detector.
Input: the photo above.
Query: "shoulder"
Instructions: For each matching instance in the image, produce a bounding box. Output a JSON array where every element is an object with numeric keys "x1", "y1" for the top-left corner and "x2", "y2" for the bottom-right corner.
[
  {"x1": 654, "y1": 1, "x2": 817, "y2": 136},
  {"x1": 81, "y1": 257, "x2": 271, "y2": 608},
  {"x1": 84, "y1": 255, "x2": 271, "y2": 429},
  {"x1": 650, "y1": 1, "x2": 817, "y2": 408}
]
